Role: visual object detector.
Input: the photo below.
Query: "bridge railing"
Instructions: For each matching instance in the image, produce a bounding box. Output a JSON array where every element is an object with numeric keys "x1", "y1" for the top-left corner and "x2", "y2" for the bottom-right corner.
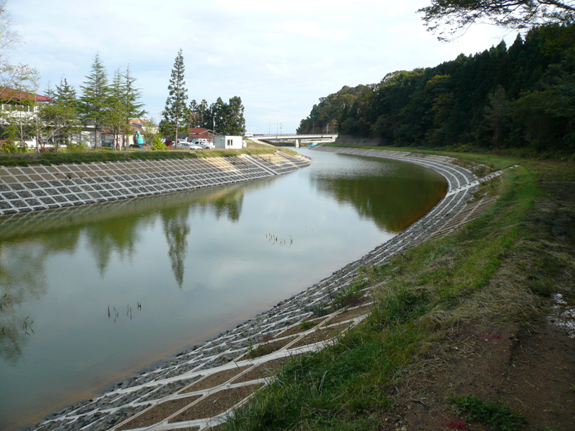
[{"x1": 253, "y1": 133, "x2": 337, "y2": 138}]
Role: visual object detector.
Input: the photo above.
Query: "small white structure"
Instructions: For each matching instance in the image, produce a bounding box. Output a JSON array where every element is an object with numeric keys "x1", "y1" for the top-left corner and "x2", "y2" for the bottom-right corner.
[{"x1": 214, "y1": 135, "x2": 243, "y2": 150}]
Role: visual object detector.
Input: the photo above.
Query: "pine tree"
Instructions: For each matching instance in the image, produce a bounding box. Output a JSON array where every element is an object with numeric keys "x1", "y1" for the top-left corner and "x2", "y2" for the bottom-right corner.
[
  {"x1": 210, "y1": 97, "x2": 226, "y2": 134},
  {"x1": 42, "y1": 78, "x2": 81, "y2": 148},
  {"x1": 80, "y1": 53, "x2": 110, "y2": 148},
  {"x1": 54, "y1": 78, "x2": 78, "y2": 110},
  {"x1": 104, "y1": 69, "x2": 130, "y2": 150},
  {"x1": 224, "y1": 96, "x2": 246, "y2": 135},
  {"x1": 123, "y1": 65, "x2": 146, "y2": 123},
  {"x1": 161, "y1": 49, "x2": 189, "y2": 148}
]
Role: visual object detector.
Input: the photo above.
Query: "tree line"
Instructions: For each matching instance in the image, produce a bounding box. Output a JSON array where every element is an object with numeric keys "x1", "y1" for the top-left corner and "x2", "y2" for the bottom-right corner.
[
  {"x1": 159, "y1": 49, "x2": 246, "y2": 147},
  {"x1": 0, "y1": 13, "x2": 247, "y2": 153},
  {"x1": 298, "y1": 24, "x2": 575, "y2": 155},
  {"x1": 0, "y1": 51, "x2": 146, "y2": 151}
]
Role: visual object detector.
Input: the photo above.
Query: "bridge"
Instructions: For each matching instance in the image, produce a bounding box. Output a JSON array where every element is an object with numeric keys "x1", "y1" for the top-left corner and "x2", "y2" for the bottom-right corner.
[{"x1": 252, "y1": 133, "x2": 338, "y2": 148}]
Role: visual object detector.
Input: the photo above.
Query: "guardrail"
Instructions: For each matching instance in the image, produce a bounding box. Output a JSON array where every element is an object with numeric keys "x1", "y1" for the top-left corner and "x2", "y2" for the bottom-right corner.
[{"x1": 253, "y1": 134, "x2": 338, "y2": 139}]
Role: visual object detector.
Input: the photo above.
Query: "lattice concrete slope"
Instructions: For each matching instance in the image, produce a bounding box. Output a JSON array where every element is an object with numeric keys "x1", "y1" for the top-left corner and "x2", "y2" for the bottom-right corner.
[
  {"x1": 27, "y1": 148, "x2": 513, "y2": 431},
  {"x1": 0, "y1": 152, "x2": 311, "y2": 216}
]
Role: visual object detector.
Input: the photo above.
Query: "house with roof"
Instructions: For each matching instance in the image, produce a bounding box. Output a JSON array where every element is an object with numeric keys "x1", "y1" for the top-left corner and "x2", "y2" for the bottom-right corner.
[
  {"x1": 189, "y1": 127, "x2": 214, "y2": 142},
  {"x1": 0, "y1": 88, "x2": 54, "y2": 147},
  {"x1": 0, "y1": 87, "x2": 53, "y2": 121}
]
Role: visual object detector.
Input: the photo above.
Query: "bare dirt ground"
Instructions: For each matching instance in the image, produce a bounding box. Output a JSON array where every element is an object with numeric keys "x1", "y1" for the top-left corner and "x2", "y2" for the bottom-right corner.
[{"x1": 378, "y1": 164, "x2": 575, "y2": 431}]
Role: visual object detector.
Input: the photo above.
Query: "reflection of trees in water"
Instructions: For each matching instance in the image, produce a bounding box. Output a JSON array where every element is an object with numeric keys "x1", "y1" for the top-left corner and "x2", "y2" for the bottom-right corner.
[
  {"x1": 161, "y1": 206, "x2": 191, "y2": 289},
  {"x1": 0, "y1": 177, "x2": 275, "y2": 362},
  {"x1": 311, "y1": 165, "x2": 447, "y2": 232},
  {"x1": 0, "y1": 231, "x2": 83, "y2": 365},
  {"x1": 193, "y1": 187, "x2": 246, "y2": 222},
  {"x1": 84, "y1": 216, "x2": 155, "y2": 275}
]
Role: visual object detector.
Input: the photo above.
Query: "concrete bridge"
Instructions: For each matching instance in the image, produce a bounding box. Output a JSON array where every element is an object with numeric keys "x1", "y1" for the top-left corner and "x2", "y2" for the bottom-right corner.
[{"x1": 253, "y1": 133, "x2": 338, "y2": 148}]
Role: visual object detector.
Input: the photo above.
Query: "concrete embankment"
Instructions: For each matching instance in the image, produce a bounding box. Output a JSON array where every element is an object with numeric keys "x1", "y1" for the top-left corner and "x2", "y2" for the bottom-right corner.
[
  {"x1": 27, "y1": 147, "x2": 510, "y2": 431},
  {"x1": 0, "y1": 152, "x2": 311, "y2": 217}
]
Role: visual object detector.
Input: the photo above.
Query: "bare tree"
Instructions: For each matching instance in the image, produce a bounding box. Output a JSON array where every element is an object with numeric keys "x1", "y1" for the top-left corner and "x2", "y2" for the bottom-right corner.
[{"x1": 0, "y1": 0, "x2": 24, "y2": 93}]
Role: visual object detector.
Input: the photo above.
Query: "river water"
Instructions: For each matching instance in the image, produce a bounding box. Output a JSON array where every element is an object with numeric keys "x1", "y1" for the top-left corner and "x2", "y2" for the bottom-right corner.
[{"x1": 0, "y1": 149, "x2": 447, "y2": 430}]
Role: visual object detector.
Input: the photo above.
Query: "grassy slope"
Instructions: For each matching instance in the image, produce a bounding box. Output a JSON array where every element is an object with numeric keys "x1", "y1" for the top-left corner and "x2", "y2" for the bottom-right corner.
[
  {"x1": 225, "y1": 149, "x2": 575, "y2": 431},
  {"x1": 0, "y1": 148, "x2": 283, "y2": 167}
]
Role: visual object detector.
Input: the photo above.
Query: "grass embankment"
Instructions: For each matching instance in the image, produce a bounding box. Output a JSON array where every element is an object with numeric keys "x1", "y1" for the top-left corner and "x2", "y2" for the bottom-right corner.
[
  {"x1": 0, "y1": 147, "x2": 284, "y2": 167},
  {"x1": 225, "y1": 151, "x2": 575, "y2": 431}
]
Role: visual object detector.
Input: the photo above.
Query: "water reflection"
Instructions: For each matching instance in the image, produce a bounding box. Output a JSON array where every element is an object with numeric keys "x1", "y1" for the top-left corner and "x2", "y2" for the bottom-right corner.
[
  {"x1": 0, "y1": 180, "x2": 272, "y2": 364},
  {"x1": 0, "y1": 150, "x2": 453, "y2": 431},
  {"x1": 311, "y1": 155, "x2": 447, "y2": 232},
  {"x1": 0, "y1": 242, "x2": 48, "y2": 365},
  {"x1": 162, "y1": 206, "x2": 191, "y2": 289}
]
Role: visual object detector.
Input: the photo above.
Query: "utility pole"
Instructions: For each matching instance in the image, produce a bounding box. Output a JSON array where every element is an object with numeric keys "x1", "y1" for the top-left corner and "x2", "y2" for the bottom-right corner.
[
  {"x1": 280, "y1": 122, "x2": 282, "y2": 135},
  {"x1": 276, "y1": 119, "x2": 278, "y2": 136},
  {"x1": 269, "y1": 119, "x2": 270, "y2": 135}
]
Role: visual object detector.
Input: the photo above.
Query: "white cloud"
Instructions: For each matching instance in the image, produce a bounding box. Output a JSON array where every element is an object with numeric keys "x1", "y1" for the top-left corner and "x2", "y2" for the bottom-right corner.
[{"x1": 9, "y1": 0, "x2": 516, "y2": 133}]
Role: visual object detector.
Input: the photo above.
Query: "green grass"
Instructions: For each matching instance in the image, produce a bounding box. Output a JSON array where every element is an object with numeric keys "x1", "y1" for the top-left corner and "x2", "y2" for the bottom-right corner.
[
  {"x1": 0, "y1": 148, "x2": 280, "y2": 167},
  {"x1": 453, "y1": 395, "x2": 525, "y2": 431},
  {"x1": 331, "y1": 280, "x2": 367, "y2": 310},
  {"x1": 299, "y1": 321, "x2": 315, "y2": 331},
  {"x1": 222, "y1": 149, "x2": 575, "y2": 430}
]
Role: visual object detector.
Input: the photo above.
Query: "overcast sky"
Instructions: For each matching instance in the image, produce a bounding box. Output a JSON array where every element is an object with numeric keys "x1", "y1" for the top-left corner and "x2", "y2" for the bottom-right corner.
[{"x1": 9, "y1": 0, "x2": 517, "y2": 133}]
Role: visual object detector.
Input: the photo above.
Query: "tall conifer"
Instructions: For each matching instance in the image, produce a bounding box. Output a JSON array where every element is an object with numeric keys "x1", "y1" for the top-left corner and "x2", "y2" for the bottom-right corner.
[
  {"x1": 160, "y1": 49, "x2": 189, "y2": 148},
  {"x1": 123, "y1": 65, "x2": 146, "y2": 123},
  {"x1": 80, "y1": 53, "x2": 110, "y2": 148}
]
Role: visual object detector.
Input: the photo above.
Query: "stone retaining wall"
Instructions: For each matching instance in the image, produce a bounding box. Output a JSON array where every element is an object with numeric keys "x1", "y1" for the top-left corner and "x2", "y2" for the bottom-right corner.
[
  {"x1": 0, "y1": 152, "x2": 311, "y2": 216},
  {"x1": 27, "y1": 147, "x2": 509, "y2": 431}
]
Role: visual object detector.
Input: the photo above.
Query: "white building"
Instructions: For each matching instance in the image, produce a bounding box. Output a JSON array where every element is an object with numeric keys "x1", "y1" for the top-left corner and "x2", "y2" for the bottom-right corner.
[{"x1": 214, "y1": 135, "x2": 244, "y2": 150}]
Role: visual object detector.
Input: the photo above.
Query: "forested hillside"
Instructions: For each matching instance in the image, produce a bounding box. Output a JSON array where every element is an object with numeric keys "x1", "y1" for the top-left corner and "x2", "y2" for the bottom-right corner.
[{"x1": 298, "y1": 25, "x2": 575, "y2": 154}]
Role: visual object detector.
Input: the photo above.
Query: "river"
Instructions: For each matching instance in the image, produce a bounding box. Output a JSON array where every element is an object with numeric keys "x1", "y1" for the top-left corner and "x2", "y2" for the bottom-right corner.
[{"x1": 0, "y1": 148, "x2": 447, "y2": 430}]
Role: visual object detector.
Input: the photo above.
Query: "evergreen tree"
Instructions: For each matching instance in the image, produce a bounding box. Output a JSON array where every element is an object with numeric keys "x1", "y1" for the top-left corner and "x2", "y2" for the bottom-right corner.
[
  {"x1": 208, "y1": 97, "x2": 246, "y2": 135},
  {"x1": 123, "y1": 65, "x2": 146, "y2": 124},
  {"x1": 210, "y1": 97, "x2": 226, "y2": 134},
  {"x1": 160, "y1": 49, "x2": 189, "y2": 147},
  {"x1": 224, "y1": 96, "x2": 246, "y2": 135},
  {"x1": 189, "y1": 99, "x2": 199, "y2": 127},
  {"x1": 39, "y1": 78, "x2": 81, "y2": 148},
  {"x1": 55, "y1": 79, "x2": 78, "y2": 110},
  {"x1": 483, "y1": 85, "x2": 511, "y2": 148},
  {"x1": 104, "y1": 69, "x2": 130, "y2": 150},
  {"x1": 80, "y1": 53, "x2": 110, "y2": 148},
  {"x1": 198, "y1": 99, "x2": 211, "y2": 129}
]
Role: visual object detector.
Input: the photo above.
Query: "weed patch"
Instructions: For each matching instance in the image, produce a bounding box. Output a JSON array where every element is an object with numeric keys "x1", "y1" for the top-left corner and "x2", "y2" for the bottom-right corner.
[{"x1": 453, "y1": 395, "x2": 525, "y2": 431}]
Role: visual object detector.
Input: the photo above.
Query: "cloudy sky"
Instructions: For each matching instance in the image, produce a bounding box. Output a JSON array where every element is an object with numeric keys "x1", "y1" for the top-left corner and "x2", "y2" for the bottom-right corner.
[{"x1": 9, "y1": 0, "x2": 516, "y2": 133}]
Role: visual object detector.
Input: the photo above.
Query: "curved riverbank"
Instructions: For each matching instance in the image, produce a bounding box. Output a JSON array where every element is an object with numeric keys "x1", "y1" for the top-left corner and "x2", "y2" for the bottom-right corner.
[
  {"x1": 0, "y1": 151, "x2": 310, "y2": 216},
  {"x1": 21, "y1": 147, "x2": 513, "y2": 431}
]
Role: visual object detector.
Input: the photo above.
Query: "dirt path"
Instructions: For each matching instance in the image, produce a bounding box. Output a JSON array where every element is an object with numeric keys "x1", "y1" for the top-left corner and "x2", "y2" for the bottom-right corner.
[{"x1": 382, "y1": 164, "x2": 575, "y2": 431}]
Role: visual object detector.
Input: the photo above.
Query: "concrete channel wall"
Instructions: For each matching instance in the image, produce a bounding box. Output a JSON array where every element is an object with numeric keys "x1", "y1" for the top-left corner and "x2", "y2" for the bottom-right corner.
[
  {"x1": 0, "y1": 152, "x2": 311, "y2": 216},
  {"x1": 28, "y1": 147, "x2": 508, "y2": 431}
]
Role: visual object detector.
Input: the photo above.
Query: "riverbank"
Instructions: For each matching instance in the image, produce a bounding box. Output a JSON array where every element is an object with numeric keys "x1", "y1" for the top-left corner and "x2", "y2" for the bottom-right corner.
[
  {"x1": 22, "y1": 147, "x2": 517, "y2": 431},
  {"x1": 0, "y1": 150, "x2": 310, "y2": 216},
  {"x1": 0, "y1": 148, "x2": 284, "y2": 167},
  {"x1": 225, "y1": 148, "x2": 575, "y2": 431}
]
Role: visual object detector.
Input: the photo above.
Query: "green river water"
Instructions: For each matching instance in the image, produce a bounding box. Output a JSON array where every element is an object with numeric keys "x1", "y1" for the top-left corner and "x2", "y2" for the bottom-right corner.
[{"x1": 0, "y1": 149, "x2": 447, "y2": 430}]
